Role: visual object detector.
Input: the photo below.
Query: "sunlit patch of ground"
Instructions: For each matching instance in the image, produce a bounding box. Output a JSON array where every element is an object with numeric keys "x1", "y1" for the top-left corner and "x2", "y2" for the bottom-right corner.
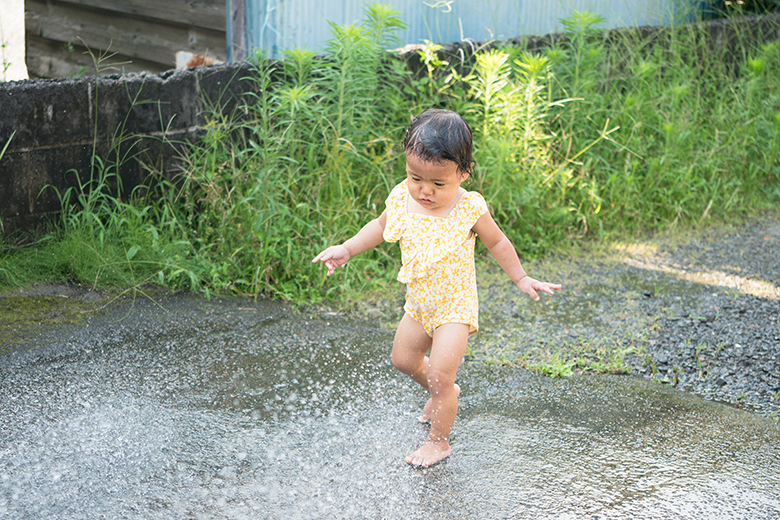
[{"x1": 619, "y1": 250, "x2": 780, "y2": 300}]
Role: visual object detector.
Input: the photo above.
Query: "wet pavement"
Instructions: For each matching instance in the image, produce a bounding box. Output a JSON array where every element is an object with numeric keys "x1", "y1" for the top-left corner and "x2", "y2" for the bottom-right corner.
[{"x1": 1, "y1": 294, "x2": 779, "y2": 519}]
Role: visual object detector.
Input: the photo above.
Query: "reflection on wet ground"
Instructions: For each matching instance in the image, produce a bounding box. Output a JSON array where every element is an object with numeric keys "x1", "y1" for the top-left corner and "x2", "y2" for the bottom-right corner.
[{"x1": 1, "y1": 295, "x2": 779, "y2": 519}]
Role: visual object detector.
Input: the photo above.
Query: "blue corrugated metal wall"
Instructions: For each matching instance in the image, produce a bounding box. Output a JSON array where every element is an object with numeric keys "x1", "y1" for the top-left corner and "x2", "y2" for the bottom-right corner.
[{"x1": 239, "y1": 0, "x2": 709, "y2": 59}]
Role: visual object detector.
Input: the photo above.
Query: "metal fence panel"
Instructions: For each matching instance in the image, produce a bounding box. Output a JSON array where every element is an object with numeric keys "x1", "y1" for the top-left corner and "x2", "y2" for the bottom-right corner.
[{"x1": 239, "y1": 0, "x2": 707, "y2": 58}]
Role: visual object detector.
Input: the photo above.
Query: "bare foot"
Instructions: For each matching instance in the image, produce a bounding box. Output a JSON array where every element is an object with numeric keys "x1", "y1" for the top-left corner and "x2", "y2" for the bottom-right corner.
[
  {"x1": 417, "y1": 384, "x2": 460, "y2": 423},
  {"x1": 406, "y1": 439, "x2": 452, "y2": 468}
]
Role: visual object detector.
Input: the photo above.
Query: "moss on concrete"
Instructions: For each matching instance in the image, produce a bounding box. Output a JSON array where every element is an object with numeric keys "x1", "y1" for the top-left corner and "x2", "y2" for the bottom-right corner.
[{"x1": 0, "y1": 285, "x2": 110, "y2": 349}]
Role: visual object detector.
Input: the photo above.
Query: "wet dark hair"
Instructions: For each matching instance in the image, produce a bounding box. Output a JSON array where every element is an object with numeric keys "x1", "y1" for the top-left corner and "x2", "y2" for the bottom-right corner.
[{"x1": 403, "y1": 109, "x2": 474, "y2": 175}]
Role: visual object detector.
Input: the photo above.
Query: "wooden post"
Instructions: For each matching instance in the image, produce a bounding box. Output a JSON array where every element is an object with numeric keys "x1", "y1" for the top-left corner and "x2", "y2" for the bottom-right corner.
[
  {"x1": 1, "y1": 0, "x2": 29, "y2": 80},
  {"x1": 228, "y1": 0, "x2": 247, "y2": 62}
]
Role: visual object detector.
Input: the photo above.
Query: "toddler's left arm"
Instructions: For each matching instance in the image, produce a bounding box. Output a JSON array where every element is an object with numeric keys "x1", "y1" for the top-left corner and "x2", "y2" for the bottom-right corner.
[{"x1": 472, "y1": 211, "x2": 561, "y2": 301}]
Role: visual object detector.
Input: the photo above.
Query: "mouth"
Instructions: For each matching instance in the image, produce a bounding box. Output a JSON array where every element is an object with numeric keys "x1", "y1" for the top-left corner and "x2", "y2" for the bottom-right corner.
[{"x1": 419, "y1": 198, "x2": 433, "y2": 205}]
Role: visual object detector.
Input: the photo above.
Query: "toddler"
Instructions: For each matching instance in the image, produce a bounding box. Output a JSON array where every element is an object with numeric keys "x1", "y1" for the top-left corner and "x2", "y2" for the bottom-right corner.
[{"x1": 313, "y1": 108, "x2": 561, "y2": 468}]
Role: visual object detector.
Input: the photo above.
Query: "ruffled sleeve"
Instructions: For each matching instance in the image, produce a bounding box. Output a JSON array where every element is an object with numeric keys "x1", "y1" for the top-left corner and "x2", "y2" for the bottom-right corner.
[
  {"x1": 382, "y1": 180, "x2": 407, "y2": 243},
  {"x1": 457, "y1": 191, "x2": 488, "y2": 229}
]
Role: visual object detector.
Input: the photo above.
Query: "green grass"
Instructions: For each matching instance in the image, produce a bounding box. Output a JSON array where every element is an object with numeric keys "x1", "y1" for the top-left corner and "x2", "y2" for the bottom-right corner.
[
  {"x1": 527, "y1": 353, "x2": 576, "y2": 378},
  {"x1": 1, "y1": 6, "x2": 779, "y2": 309},
  {"x1": 467, "y1": 326, "x2": 638, "y2": 377}
]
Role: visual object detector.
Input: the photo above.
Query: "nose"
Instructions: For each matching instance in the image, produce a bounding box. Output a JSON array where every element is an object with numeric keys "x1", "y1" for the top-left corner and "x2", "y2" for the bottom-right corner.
[{"x1": 421, "y1": 183, "x2": 433, "y2": 196}]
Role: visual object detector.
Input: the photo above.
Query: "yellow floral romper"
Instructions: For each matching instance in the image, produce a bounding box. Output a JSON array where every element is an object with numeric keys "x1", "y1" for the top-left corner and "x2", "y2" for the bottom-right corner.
[{"x1": 383, "y1": 179, "x2": 488, "y2": 337}]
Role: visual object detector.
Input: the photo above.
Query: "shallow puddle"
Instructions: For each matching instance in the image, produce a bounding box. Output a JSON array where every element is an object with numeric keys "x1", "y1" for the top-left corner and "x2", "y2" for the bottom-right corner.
[{"x1": 1, "y1": 294, "x2": 778, "y2": 519}]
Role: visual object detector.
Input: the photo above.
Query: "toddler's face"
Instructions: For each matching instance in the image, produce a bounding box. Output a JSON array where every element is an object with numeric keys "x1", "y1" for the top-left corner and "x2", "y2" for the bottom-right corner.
[{"x1": 405, "y1": 152, "x2": 469, "y2": 216}]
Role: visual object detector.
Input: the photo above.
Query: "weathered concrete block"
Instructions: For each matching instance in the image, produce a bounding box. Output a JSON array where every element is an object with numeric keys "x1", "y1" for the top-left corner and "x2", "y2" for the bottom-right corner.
[
  {"x1": 198, "y1": 62, "x2": 258, "y2": 116},
  {"x1": 0, "y1": 78, "x2": 94, "y2": 149},
  {"x1": 0, "y1": 61, "x2": 256, "y2": 235},
  {"x1": 24, "y1": 143, "x2": 94, "y2": 220},
  {"x1": 0, "y1": 151, "x2": 27, "y2": 223},
  {"x1": 129, "y1": 70, "x2": 202, "y2": 133}
]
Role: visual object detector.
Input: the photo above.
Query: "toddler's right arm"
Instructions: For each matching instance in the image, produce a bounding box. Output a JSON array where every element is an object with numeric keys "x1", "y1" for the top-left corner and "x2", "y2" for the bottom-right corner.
[
  {"x1": 472, "y1": 209, "x2": 561, "y2": 300},
  {"x1": 312, "y1": 211, "x2": 387, "y2": 276}
]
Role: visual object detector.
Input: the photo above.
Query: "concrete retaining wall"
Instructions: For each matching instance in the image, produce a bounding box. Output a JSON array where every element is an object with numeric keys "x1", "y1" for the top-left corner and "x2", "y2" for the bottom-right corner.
[{"x1": 0, "y1": 62, "x2": 257, "y2": 235}]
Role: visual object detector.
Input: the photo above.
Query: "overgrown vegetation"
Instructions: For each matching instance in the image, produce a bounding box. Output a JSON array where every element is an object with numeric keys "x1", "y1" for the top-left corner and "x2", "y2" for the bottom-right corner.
[
  {"x1": 1, "y1": 6, "x2": 779, "y2": 312},
  {"x1": 717, "y1": 0, "x2": 780, "y2": 15}
]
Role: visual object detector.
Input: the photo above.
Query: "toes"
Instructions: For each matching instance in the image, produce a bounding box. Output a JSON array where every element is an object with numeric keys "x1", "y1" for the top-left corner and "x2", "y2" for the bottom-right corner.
[
  {"x1": 405, "y1": 448, "x2": 423, "y2": 467},
  {"x1": 406, "y1": 455, "x2": 425, "y2": 467},
  {"x1": 407, "y1": 454, "x2": 441, "y2": 468},
  {"x1": 405, "y1": 444, "x2": 451, "y2": 468}
]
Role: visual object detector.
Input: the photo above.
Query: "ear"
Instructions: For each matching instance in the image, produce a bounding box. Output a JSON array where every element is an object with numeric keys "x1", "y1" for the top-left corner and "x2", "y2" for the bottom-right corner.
[{"x1": 460, "y1": 161, "x2": 475, "y2": 181}]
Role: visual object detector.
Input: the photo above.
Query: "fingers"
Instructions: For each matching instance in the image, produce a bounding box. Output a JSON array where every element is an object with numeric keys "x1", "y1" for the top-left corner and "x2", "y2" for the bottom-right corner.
[
  {"x1": 539, "y1": 283, "x2": 561, "y2": 296},
  {"x1": 312, "y1": 249, "x2": 330, "y2": 275},
  {"x1": 312, "y1": 246, "x2": 339, "y2": 267},
  {"x1": 312, "y1": 248, "x2": 332, "y2": 264},
  {"x1": 319, "y1": 259, "x2": 336, "y2": 276},
  {"x1": 312, "y1": 247, "x2": 341, "y2": 276},
  {"x1": 519, "y1": 278, "x2": 561, "y2": 301}
]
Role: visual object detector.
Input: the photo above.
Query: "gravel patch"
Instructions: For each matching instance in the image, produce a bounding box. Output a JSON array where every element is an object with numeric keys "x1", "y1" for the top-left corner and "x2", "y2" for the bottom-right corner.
[
  {"x1": 624, "y1": 215, "x2": 780, "y2": 416},
  {"x1": 476, "y1": 213, "x2": 780, "y2": 418}
]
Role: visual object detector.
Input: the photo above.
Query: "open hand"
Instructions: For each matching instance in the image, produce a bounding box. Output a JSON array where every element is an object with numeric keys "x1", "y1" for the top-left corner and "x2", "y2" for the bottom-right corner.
[
  {"x1": 516, "y1": 276, "x2": 561, "y2": 301},
  {"x1": 312, "y1": 245, "x2": 351, "y2": 276}
]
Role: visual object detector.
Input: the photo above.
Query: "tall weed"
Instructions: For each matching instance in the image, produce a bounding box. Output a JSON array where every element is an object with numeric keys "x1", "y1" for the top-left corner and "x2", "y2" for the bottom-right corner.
[
  {"x1": 3, "y1": 6, "x2": 778, "y2": 302},
  {"x1": 588, "y1": 19, "x2": 780, "y2": 232},
  {"x1": 1, "y1": 45, "x2": 203, "y2": 293},
  {"x1": 164, "y1": 4, "x2": 409, "y2": 300}
]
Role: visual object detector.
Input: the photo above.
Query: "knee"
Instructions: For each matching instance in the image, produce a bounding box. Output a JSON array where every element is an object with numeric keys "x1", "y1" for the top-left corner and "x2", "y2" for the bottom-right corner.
[
  {"x1": 426, "y1": 367, "x2": 456, "y2": 396},
  {"x1": 391, "y1": 352, "x2": 413, "y2": 375}
]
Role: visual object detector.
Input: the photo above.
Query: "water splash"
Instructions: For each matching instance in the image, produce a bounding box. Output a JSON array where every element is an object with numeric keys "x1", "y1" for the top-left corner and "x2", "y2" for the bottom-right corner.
[{"x1": 1, "y1": 294, "x2": 778, "y2": 519}]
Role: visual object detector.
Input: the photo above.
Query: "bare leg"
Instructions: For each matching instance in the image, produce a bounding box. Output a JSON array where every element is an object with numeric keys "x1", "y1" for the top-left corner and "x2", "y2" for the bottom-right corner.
[
  {"x1": 398, "y1": 321, "x2": 470, "y2": 468},
  {"x1": 391, "y1": 313, "x2": 433, "y2": 392},
  {"x1": 418, "y1": 384, "x2": 460, "y2": 423}
]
